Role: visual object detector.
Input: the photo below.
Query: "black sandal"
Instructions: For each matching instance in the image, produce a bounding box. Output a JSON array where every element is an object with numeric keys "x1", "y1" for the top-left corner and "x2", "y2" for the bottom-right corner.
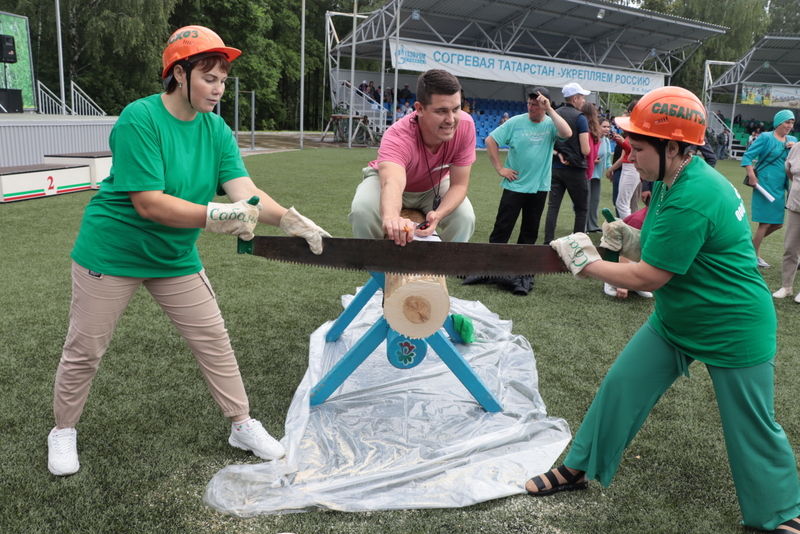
[
  {"x1": 773, "y1": 518, "x2": 800, "y2": 534},
  {"x1": 525, "y1": 465, "x2": 588, "y2": 496}
]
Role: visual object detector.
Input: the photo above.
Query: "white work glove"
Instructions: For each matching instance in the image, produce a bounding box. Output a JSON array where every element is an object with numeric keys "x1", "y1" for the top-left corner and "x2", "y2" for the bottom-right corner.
[
  {"x1": 550, "y1": 233, "x2": 602, "y2": 277},
  {"x1": 279, "y1": 207, "x2": 331, "y2": 255},
  {"x1": 600, "y1": 220, "x2": 641, "y2": 261},
  {"x1": 205, "y1": 199, "x2": 261, "y2": 241}
]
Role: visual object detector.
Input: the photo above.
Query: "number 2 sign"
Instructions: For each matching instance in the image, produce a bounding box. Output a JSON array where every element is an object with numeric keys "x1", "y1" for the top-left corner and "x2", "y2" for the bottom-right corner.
[{"x1": 45, "y1": 175, "x2": 56, "y2": 196}]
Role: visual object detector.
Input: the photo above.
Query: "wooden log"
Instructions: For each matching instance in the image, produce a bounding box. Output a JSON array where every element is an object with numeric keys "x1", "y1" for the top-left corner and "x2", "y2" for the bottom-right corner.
[
  {"x1": 399, "y1": 207, "x2": 426, "y2": 226},
  {"x1": 384, "y1": 273, "x2": 449, "y2": 339},
  {"x1": 383, "y1": 208, "x2": 449, "y2": 339}
]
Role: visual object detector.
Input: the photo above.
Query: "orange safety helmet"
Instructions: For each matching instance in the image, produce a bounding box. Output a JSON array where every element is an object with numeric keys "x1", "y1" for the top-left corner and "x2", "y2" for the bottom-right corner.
[
  {"x1": 615, "y1": 86, "x2": 706, "y2": 146},
  {"x1": 161, "y1": 25, "x2": 241, "y2": 79}
]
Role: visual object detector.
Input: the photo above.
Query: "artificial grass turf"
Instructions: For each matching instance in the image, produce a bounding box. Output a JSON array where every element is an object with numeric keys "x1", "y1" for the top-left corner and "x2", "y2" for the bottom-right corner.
[{"x1": 0, "y1": 151, "x2": 796, "y2": 534}]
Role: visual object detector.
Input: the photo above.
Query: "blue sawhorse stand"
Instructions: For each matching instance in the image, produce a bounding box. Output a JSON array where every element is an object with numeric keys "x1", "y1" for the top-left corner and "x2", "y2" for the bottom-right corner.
[{"x1": 310, "y1": 272, "x2": 502, "y2": 412}]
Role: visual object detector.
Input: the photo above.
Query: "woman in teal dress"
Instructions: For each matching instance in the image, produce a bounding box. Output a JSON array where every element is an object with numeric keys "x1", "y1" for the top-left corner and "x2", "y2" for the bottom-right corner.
[{"x1": 742, "y1": 109, "x2": 797, "y2": 267}]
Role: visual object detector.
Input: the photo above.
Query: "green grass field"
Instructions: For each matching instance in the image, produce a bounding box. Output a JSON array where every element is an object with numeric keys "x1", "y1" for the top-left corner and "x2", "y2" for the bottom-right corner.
[{"x1": 0, "y1": 150, "x2": 797, "y2": 534}]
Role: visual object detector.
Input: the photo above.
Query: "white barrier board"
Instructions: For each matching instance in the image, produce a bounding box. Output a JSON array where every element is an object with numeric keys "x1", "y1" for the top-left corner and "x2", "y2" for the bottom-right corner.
[
  {"x1": 44, "y1": 153, "x2": 111, "y2": 189},
  {"x1": 0, "y1": 164, "x2": 91, "y2": 202}
]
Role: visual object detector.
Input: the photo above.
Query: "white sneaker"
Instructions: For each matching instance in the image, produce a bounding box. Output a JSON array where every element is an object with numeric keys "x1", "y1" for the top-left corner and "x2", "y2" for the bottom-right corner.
[
  {"x1": 794, "y1": 292, "x2": 800, "y2": 304},
  {"x1": 773, "y1": 287, "x2": 793, "y2": 298},
  {"x1": 228, "y1": 419, "x2": 285, "y2": 460},
  {"x1": 757, "y1": 257, "x2": 771, "y2": 268},
  {"x1": 633, "y1": 290, "x2": 654, "y2": 298},
  {"x1": 48, "y1": 427, "x2": 79, "y2": 476},
  {"x1": 603, "y1": 283, "x2": 617, "y2": 297}
]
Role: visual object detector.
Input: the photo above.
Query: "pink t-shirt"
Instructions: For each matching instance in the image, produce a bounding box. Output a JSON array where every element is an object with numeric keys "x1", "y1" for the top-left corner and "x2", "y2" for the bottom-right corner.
[{"x1": 369, "y1": 111, "x2": 476, "y2": 192}]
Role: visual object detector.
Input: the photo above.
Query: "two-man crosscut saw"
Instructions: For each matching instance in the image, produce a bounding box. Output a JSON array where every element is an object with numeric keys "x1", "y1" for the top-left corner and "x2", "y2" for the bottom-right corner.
[
  {"x1": 237, "y1": 236, "x2": 569, "y2": 276},
  {"x1": 238, "y1": 209, "x2": 618, "y2": 276},
  {"x1": 237, "y1": 235, "x2": 619, "y2": 276},
  {"x1": 235, "y1": 197, "x2": 617, "y2": 275}
]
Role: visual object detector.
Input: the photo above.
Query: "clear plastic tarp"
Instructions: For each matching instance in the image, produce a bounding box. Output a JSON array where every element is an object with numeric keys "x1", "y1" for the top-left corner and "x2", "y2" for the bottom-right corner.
[{"x1": 205, "y1": 290, "x2": 571, "y2": 516}]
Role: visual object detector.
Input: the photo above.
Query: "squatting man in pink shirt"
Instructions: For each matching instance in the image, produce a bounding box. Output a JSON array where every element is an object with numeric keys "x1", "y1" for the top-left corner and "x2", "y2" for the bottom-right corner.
[{"x1": 349, "y1": 69, "x2": 477, "y2": 245}]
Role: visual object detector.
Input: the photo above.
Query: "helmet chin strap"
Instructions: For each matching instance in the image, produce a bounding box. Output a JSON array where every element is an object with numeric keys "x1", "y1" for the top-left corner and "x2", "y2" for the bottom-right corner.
[
  {"x1": 658, "y1": 141, "x2": 694, "y2": 182},
  {"x1": 656, "y1": 140, "x2": 668, "y2": 181},
  {"x1": 176, "y1": 60, "x2": 198, "y2": 112}
]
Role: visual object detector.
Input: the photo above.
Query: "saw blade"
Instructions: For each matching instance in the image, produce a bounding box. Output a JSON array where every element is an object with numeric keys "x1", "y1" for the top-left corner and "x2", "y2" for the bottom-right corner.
[{"x1": 238, "y1": 236, "x2": 569, "y2": 276}]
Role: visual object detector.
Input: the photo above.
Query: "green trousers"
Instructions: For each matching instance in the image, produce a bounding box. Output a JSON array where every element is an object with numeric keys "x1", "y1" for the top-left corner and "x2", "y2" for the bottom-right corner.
[{"x1": 564, "y1": 323, "x2": 800, "y2": 530}]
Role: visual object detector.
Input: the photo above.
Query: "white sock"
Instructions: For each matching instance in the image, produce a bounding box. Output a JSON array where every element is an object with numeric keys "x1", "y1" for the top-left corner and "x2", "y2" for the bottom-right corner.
[{"x1": 232, "y1": 418, "x2": 254, "y2": 430}]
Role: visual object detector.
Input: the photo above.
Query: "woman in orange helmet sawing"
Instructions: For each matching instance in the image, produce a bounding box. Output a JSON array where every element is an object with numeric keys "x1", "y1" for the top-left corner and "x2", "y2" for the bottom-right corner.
[
  {"x1": 47, "y1": 26, "x2": 330, "y2": 477},
  {"x1": 528, "y1": 86, "x2": 800, "y2": 534}
]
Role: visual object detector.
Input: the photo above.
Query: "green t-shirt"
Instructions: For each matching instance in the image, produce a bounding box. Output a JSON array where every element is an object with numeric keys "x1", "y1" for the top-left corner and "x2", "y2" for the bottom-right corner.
[
  {"x1": 641, "y1": 156, "x2": 776, "y2": 368},
  {"x1": 488, "y1": 114, "x2": 563, "y2": 193},
  {"x1": 71, "y1": 93, "x2": 248, "y2": 277}
]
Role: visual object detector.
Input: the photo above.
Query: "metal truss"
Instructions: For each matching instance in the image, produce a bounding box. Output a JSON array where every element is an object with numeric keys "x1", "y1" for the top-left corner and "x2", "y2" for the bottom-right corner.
[
  {"x1": 710, "y1": 36, "x2": 800, "y2": 92},
  {"x1": 709, "y1": 47, "x2": 757, "y2": 91},
  {"x1": 323, "y1": 0, "x2": 723, "y2": 136},
  {"x1": 332, "y1": 0, "x2": 712, "y2": 77}
]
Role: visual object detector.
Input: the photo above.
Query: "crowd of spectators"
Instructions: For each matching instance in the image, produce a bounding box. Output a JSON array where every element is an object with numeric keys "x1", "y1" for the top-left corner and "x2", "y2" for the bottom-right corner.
[{"x1": 357, "y1": 80, "x2": 382, "y2": 102}]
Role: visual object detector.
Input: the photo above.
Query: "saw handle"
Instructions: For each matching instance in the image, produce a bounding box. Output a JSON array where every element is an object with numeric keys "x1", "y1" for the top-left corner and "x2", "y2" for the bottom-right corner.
[
  {"x1": 236, "y1": 196, "x2": 261, "y2": 254},
  {"x1": 600, "y1": 208, "x2": 619, "y2": 263}
]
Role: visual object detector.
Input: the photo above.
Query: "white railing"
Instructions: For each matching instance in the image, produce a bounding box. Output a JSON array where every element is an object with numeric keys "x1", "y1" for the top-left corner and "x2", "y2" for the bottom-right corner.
[
  {"x1": 706, "y1": 108, "x2": 743, "y2": 160},
  {"x1": 35, "y1": 81, "x2": 105, "y2": 116},
  {"x1": 70, "y1": 81, "x2": 106, "y2": 116},
  {"x1": 336, "y1": 80, "x2": 388, "y2": 136},
  {"x1": 706, "y1": 108, "x2": 732, "y2": 138},
  {"x1": 37, "y1": 80, "x2": 72, "y2": 115}
]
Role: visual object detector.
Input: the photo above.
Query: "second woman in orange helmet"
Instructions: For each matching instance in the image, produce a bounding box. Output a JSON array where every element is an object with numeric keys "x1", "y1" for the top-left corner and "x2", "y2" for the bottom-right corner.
[
  {"x1": 530, "y1": 86, "x2": 800, "y2": 533},
  {"x1": 47, "y1": 26, "x2": 331, "y2": 476}
]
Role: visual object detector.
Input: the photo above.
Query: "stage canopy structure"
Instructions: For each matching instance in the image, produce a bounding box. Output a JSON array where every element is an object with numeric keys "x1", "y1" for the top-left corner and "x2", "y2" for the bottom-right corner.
[
  {"x1": 322, "y1": 0, "x2": 726, "y2": 142},
  {"x1": 706, "y1": 35, "x2": 800, "y2": 99},
  {"x1": 703, "y1": 35, "x2": 800, "y2": 158}
]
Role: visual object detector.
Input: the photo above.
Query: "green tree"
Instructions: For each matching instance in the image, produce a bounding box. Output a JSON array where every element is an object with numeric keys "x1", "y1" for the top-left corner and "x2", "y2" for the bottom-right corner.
[
  {"x1": 0, "y1": 0, "x2": 340, "y2": 128},
  {"x1": 637, "y1": 0, "x2": 770, "y2": 94},
  {"x1": 169, "y1": 0, "x2": 341, "y2": 130},
  {"x1": 168, "y1": 0, "x2": 386, "y2": 130},
  {"x1": 0, "y1": 0, "x2": 177, "y2": 114},
  {"x1": 75, "y1": 0, "x2": 180, "y2": 113},
  {"x1": 767, "y1": 0, "x2": 800, "y2": 34}
]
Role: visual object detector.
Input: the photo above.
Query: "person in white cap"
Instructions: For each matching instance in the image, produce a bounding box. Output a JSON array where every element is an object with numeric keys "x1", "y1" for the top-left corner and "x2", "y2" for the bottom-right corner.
[{"x1": 544, "y1": 82, "x2": 592, "y2": 243}]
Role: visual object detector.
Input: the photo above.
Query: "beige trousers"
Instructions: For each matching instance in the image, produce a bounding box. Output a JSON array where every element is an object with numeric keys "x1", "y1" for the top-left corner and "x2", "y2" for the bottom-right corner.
[
  {"x1": 348, "y1": 167, "x2": 476, "y2": 242},
  {"x1": 53, "y1": 262, "x2": 250, "y2": 427},
  {"x1": 781, "y1": 209, "x2": 800, "y2": 289}
]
